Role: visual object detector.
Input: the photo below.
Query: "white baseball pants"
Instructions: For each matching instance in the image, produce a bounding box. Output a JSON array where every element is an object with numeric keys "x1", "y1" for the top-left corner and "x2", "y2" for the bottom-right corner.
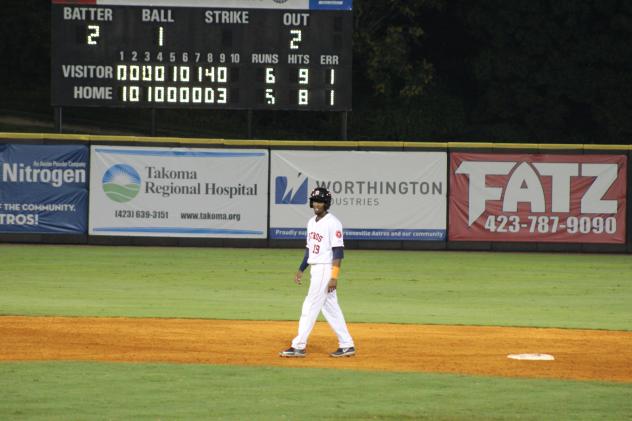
[{"x1": 291, "y1": 263, "x2": 354, "y2": 350}]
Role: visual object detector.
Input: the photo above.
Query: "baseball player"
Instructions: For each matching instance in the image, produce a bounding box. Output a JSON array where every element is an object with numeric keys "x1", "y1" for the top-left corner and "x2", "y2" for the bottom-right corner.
[{"x1": 280, "y1": 187, "x2": 356, "y2": 358}]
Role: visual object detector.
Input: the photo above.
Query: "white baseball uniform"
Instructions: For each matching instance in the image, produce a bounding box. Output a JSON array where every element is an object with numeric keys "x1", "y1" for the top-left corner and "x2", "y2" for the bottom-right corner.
[{"x1": 291, "y1": 212, "x2": 354, "y2": 350}]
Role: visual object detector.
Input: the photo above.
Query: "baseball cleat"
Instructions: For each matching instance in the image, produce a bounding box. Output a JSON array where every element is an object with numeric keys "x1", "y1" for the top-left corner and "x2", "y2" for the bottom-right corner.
[
  {"x1": 330, "y1": 347, "x2": 356, "y2": 357},
  {"x1": 279, "y1": 347, "x2": 306, "y2": 357}
]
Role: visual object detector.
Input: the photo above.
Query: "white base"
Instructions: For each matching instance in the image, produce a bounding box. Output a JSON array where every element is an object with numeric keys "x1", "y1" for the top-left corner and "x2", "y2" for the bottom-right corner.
[{"x1": 507, "y1": 353, "x2": 555, "y2": 361}]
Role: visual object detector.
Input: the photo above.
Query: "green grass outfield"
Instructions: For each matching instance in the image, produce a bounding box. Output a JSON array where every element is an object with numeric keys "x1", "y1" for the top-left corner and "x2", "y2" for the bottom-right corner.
[
  {"x1": 2, "y1": 244, "x2": 630, "y2": 329},
  {"x1": 1, "y1": 244, "x2": 631, "y2": 420}
]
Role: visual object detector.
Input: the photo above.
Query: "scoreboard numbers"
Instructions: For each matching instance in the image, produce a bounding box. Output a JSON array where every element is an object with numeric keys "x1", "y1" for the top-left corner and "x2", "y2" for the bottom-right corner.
[{"x1": 51, "y1": 0, "x2": 353, "y2": 111}]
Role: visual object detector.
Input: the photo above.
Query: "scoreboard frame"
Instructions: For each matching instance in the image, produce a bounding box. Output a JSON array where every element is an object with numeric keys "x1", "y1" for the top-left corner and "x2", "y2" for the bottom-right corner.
[{"x1": 50, "y1": 0, "x2": 353, "y2": 112}]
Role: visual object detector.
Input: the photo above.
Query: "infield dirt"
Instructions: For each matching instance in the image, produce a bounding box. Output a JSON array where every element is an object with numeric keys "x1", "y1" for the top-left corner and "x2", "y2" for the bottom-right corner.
[{"x1": 1, "y1": 316, "x2": 631, "y2": 383}]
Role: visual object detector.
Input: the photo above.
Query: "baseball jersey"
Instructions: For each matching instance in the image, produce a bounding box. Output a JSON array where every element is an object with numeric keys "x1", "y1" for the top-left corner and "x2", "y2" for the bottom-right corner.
[{"x1": 306, "y1": 212, "x2": 344, "y2": 264}]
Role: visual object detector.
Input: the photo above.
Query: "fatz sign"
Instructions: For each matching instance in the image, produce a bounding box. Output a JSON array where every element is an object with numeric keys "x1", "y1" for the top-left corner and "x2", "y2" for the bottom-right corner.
[{"x1": 449, "y1": 153, "x2": 627, "y2": 243}]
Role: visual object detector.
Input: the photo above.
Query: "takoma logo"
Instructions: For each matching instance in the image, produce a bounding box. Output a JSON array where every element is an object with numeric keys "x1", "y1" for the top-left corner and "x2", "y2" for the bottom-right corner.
[
  {"x1": 275, "y1": 174, "x2": 308, "y2": 204},
  {"x1": 102, "y1": 164, "x2": 141, "y2": 203}
]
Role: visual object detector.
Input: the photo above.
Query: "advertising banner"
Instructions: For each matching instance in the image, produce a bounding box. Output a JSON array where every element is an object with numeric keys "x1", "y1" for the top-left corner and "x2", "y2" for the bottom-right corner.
[
  {"x1": 449, "y1": 153, "x2": 627, "y2": 243},
  {"x1": 0, "y1": 143, "x2": 88, "y2": 233},
  {"x1": 270, "y1": 151, "x2": 446, "y2": 240},
  {"x1": 90, "y1": 146, "x2": 268, "y2": 238}
]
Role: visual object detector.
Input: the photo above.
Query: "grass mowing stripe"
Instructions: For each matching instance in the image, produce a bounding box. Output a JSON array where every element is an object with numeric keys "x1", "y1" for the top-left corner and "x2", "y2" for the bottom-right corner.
[
  {"x1": 0, "y1": 362, "x2": 630, "y2": 420},
  {"x1": 1, "y1": 244, "x2": 631, "y2": 329}
]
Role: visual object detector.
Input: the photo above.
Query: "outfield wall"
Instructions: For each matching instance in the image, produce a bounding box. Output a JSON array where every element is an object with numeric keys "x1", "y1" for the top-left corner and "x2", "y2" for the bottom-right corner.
[{"x1": 1, "y1": 132, "x2": 630, "y2": 253}]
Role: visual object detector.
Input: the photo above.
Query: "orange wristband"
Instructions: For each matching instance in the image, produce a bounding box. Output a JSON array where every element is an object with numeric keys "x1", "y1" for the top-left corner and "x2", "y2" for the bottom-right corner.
[{"x1": 331, "y1": 266, "x2": 340, "y2": 278}]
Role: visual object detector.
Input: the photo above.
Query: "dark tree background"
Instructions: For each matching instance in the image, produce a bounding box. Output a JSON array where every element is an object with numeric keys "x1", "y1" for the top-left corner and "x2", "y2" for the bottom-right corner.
[{"x1": 1, "y1": 0, "x2": 631, "y2": 143}]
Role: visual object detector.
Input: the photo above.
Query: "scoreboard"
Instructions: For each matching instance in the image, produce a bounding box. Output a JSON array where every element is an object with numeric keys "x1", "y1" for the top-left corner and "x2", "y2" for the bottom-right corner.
[{"x1": 51, "y1": 0, "x2": 353, "y2": 111}]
